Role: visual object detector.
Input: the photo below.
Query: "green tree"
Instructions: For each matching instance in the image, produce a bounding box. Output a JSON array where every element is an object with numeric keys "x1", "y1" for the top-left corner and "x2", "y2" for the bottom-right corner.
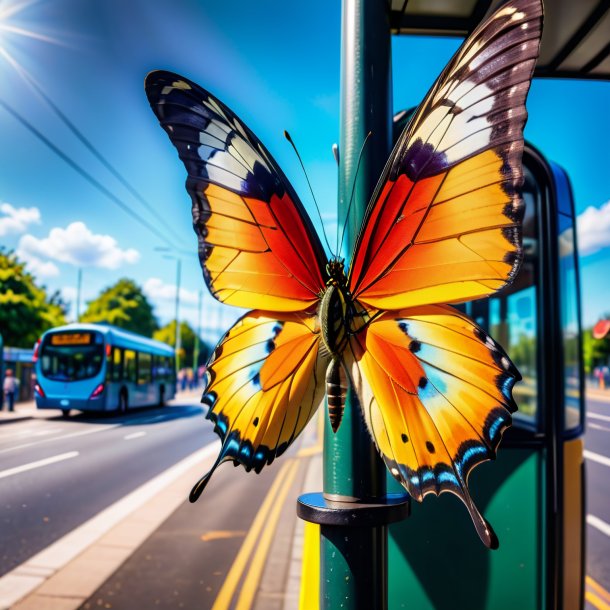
[
  {"x1": 81, "y1": 278, "x2": 158, "y2": 337},
  {"x1": 154, "y1": 320, "x2": 211, "y2": 367},
  {"x1": 0, "y1": 248, "x2": 67, "y2": 347},
  {"x1": 583, "y1": 326, "x2": 610, "y2": 375}
]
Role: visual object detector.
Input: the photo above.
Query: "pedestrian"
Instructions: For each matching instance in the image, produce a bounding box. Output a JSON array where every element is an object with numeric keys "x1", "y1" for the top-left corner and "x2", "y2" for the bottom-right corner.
[{"x1": 3, "y1": 369, "x2": 18, "y2": 412}]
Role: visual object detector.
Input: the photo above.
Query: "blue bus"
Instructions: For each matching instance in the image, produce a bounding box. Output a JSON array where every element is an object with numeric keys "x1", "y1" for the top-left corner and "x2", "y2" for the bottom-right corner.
[{"x1": 34, "y1": 323, "x2": 176, "y2": 416}]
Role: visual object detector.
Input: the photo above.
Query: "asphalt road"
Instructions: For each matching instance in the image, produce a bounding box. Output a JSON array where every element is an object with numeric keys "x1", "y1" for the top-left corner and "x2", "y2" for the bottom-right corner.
[
  {"x1": 584, "y1": 394, "x2": 610, "y2": 592},
  {"x1": 0, "y1": 395, "x2": 215, "y2": 577}
]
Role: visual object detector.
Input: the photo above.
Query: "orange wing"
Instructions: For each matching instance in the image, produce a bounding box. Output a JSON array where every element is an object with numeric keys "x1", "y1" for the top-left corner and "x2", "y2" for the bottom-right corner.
[
  {"x1": 146, "y1": 71, "x2": 327, "y2": 311},
  {"x1": 348, "y1": 0, "x2": 543, "y2": 310},
  {"x1": 347, "y1": 305, "x2": 520, "y2": 548},
  {"x1": 190, "y1": 311, "x2": 327, "y2": 501}
]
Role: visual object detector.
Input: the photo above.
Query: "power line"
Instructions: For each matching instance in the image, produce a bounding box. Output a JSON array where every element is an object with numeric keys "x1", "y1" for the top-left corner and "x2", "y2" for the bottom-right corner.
[
  {"x1": 22, "y1": 73, "x2": 188, "y2": 247},
  {"x1": 0, "y1": 96, "x2": 180, "y2": 250}
]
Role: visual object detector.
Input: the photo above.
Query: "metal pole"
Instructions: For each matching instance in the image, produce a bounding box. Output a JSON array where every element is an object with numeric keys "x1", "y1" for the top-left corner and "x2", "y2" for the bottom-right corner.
[
  {"x1": 193, "y1": 289, "x2": 202, "y2": 371},
  {"x1": 76, "y1": 268, "x2": 82, "y2": 322},
  {"x1": 174, "y1": 258, "x2": 181, "y2": 374},
  {"x1": 322, "y1": 0, "x2": 393, "y2": 607}
]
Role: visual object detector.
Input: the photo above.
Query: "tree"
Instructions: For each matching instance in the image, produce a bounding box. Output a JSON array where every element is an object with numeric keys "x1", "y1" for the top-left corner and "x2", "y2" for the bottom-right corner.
[
  {"x1": 154, "y1": 320, "x2": 211, "y2": 367},
  {"x1": 81, "y1": 278, "x2": 158, "y2": 337},
  {"x1": 0, "y1": 248, "x2": 67, "y2": 347},
  {"x1": 583, "y1": 325, "x2": 610, "y2": 375}
]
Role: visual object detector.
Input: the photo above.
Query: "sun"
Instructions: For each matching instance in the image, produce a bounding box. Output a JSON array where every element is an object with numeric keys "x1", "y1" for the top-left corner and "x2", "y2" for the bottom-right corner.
[{"x1": 0, "y1": 0, "x2": 61, "y2": 82}]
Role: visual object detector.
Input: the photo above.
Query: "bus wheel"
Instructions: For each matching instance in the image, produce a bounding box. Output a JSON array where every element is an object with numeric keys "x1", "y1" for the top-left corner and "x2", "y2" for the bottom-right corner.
[
  {"x1": 159, "y1": 385, "x2": 166, "y2": 407},
  {"x1": 118, "y1": 391, "x2": 128, "y2": 415},
  {"x1": 61, "y1": 409, "x2": 71, "y2": 418}
]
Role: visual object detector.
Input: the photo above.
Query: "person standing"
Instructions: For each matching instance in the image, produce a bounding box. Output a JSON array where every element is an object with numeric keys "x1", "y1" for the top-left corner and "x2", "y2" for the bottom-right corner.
[{"x1": 3, "y1": 369, "x2": 18, "y2": 412}]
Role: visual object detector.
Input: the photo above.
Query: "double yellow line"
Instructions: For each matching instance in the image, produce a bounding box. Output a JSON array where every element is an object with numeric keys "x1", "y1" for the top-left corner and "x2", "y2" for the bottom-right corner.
[
  {"x1": 587, "y1": 575, "x2": 610, "y2": 610},
  {"x1": 211, "y1": 458, "x2": 300, "y2": 610}
]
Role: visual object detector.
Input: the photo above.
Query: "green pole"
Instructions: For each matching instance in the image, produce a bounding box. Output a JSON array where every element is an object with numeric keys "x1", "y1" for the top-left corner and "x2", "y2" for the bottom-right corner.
[{"x1": 322, "y1": 0, "x2": 393, "y2": 607}]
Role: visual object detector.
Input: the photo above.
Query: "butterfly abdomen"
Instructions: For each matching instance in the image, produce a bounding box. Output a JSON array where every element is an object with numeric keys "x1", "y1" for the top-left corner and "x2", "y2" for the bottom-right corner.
[{"x1": 326, "y1": 358, "x2": 348, "y2": 433}]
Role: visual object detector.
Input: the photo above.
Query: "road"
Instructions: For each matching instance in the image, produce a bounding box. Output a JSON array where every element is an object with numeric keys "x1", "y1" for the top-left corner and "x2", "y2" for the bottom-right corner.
[
  {"x1": 584, "y1": 393, "x2": 610, "y2": 602},
  {"x1": 1, "y1": 391, "x2": 608, "y2": 609},
  {"x1": 0, "y1": 395, "x2": 215, "y2": 577}
]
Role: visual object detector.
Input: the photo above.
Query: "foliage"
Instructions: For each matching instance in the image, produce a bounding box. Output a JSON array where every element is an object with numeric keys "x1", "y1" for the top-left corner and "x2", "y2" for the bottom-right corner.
[
  {"x1": 154, "y1": 320, "x2": 211, "y2": 367},
  {"x1": 0, "y1": 248, "x2": 67, "y2": 347},
  {"x1": 81, "y1": 278, "x2": 158, "y2": 337},
  {"x1": 583, "y1": 325, "x2": 610, "y2": 375}
]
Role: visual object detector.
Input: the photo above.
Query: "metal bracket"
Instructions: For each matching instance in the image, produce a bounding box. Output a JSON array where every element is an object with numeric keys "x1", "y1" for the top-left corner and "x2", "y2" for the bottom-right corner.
[{"x1": 297, "y1": 492, "x2": 410, "y2": 528}]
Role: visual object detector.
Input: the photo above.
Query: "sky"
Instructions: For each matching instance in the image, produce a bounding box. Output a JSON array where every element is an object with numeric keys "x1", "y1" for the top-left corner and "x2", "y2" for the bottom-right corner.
[{"x1": 0, "y1": 0, "x2": 608, "y2": 347}]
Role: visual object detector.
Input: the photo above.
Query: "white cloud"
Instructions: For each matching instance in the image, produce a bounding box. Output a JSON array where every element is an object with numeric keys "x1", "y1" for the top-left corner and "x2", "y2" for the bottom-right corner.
[
  {"x1": 0, "y1": 203, "x2": 41, "y2": 236},
  {"x1": 577, "y1": 200, "x2": 610, "y2": 256},
  {"x1": 18, "y1": 252, "x2": 60, "y2": 277},
  {"x1": 17, "y1": 221, "x2": 140, "y2": 269},
  {"x1": 143, "y1": 277, "x2": 200, "y2": 305}
]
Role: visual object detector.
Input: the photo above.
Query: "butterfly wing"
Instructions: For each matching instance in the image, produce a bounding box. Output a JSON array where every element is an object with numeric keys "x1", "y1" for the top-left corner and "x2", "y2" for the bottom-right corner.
[
  {"x1": 347, "y1": 305, "x2": 520, "y2": 548},
  {"x1": 145, "y1": 71, "x2": 327, "y2": 311},
  {"x1": 190, "y1": 310, "x2": 327, "y2": 501},
  {"x1": 348, "y1": 0, "x2": 543, "y2": 309}
]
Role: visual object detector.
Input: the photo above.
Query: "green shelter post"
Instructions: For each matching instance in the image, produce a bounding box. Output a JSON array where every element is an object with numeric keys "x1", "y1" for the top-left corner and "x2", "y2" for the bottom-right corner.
[{"x1": 297, "y1": 1, "x2": 409, "y2": 608}]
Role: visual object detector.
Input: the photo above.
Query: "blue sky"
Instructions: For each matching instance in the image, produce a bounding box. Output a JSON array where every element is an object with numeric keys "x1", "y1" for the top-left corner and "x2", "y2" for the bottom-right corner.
[{"x1": 0, "y1": 0, "x2": 608, "y2": 344}]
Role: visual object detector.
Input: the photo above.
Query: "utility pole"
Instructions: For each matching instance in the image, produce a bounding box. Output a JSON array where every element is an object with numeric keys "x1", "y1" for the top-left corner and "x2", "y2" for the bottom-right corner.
[
  {"x1": 193, "y1": 289, "x2": 203, "y2": 372},
  {"x1": 76, "y1": 268, "x2": 82, "y2": 322},
  {"x1": 173, "y1": 257, "x2": 181, "y2": 374}
]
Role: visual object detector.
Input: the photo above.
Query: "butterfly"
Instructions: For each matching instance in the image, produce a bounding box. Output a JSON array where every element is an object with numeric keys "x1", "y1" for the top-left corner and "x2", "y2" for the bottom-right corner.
[{"x1": 145, "y1": 0, "x2": 543, "y2": 549}]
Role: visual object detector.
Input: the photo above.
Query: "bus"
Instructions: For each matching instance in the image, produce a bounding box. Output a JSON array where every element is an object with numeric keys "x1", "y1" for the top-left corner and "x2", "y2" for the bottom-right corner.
[{"x1": 34, "y1": 323, "x2": 176, "y2": 416}]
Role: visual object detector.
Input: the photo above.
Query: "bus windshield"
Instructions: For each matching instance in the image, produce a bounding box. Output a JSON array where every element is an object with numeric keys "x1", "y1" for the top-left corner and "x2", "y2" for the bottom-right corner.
[{"x1": 40, "y1": 331, "x2": 105, "y2": 382}]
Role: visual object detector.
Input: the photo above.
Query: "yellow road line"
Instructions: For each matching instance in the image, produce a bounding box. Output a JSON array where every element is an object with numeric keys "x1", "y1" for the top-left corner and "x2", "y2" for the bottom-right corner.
[
  {"x1": 211, "y1": 460, "x2": 293, "y2": 610},
  {"x1": 201, "y1": 530, "x2": 246, "y2": 542},
  {"x1": 586, "y1": 591, "x2": 610, "y2": 610},
  {"x1": 587, "y1": 576, "x2": 610, "y2": 603},
  {"x1": 235, "y1": 459, "x2": 300, "y2": 610}
]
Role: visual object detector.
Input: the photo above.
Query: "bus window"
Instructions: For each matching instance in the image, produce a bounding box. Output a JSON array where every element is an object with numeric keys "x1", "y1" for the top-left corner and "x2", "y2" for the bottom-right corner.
[
  {"x1": 40, "y1": 331, "x2": 104, "y2": 382},
  {"x1": 138, "y1": 352, "x2": 152, "y2": 385},
  {"x1": 557, "y1": 192, "x2": 582, "y2": 434},
  {"x1": 111, "y1": 347, "x2": 123, "y2": 382},
  {"x1": 124, "y1": 350, "x2": 136, "y2": 383}
]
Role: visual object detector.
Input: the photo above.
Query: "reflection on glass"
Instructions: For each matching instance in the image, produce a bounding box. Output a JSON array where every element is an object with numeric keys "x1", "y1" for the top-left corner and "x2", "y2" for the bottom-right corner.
[{"x1": 558, "y1": 211, "x2": 581, "y2": 432}]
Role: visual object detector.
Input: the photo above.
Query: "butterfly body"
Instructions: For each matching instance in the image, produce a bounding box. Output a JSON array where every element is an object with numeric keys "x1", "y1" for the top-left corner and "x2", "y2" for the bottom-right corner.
[{"x1": 145, "y1": 0, "x2": 543, "y2": 549}]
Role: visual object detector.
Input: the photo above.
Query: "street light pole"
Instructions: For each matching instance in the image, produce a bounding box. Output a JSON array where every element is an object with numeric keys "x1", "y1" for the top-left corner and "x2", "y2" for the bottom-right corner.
[
  {"x1": 193, "y1": 289, "x2": 203, "y2": 372},
  {"x1": 76, "y1": 268, "x2": 82, "y2": 322},
  {"x1": 174, "y1": 257, "x2": 181, "y2": 374}
]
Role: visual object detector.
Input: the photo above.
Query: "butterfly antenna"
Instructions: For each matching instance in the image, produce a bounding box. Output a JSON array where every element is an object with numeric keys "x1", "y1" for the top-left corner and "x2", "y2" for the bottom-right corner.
[
  {"x1": 338, "y1": 131, "x2": 373, "y2": 257},
  {"x1": 284, "y1": 130, "x2": 334, "y2": 257}
]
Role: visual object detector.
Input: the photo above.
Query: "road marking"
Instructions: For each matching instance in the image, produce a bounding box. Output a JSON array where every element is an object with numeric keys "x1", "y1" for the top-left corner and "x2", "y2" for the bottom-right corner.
[
  {"x1": 211, "y1": 459, "x2": 295, "y2": 610},
  {"x1": 587, "y1": 514, "x2": 610, "y2": 537},
  {"x1": 0, "y1": 451, "x2": 79, "y2": 480},
  {"x1": 584, "y1": 450, "x2": 610, "y2": 468},
  {"x1": 587, "y1": 576, "x2": 610, "y2": 603},
  {"x1": 589, "y1": 412, "x2": 610, "y2": 423},
  {"x1": 586, "y1": 591, "x2": 610, "y2": 610},
  {"x1": 124, "y1": 431, "x2": 147, "y2": 440},
  {"x1": 235, "y1": 459, "x2": 299, "y2": 610},
  {"x1": 0, "y1": 424, "x2": 120, "y2": 455},
  {"x1": 590, "y1": 423, "x2": 610, "y2": 432},
  {"x1": 201, "y1": 530, "x2": 247, "y2": 542},
  {"x1": 0, "y1": 441, "x2": 220, "y2": 609}
]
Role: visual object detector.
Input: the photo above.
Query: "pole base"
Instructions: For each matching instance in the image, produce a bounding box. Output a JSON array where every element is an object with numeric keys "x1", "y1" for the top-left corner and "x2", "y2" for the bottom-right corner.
[{"x1": 297, "y1": 492, "x2": 410, "y2": 527}]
